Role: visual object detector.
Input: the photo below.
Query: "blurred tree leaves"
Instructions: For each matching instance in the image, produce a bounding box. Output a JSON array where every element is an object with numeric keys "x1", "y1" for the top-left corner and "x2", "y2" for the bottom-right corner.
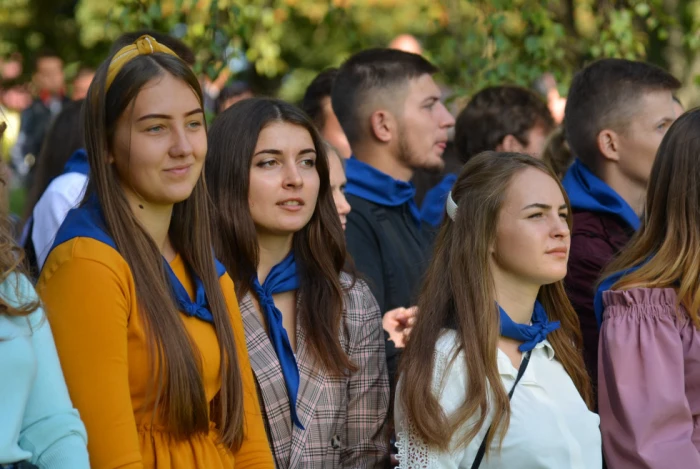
[{"x1": 2, "y1": 0, "x2": 700, "y2": 103}]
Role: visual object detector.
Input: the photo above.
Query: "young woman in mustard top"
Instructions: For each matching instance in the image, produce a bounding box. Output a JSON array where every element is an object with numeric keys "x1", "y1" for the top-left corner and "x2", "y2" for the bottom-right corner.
[{"x1": 36, "y1": 36, "x2": 274, "y2": 469}]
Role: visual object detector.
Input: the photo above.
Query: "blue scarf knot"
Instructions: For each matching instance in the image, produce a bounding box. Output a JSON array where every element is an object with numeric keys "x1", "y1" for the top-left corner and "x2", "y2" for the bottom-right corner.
[
  {"x1": 344, "y1": 156, "x2": 421, "y2": 227},
  {"x1": 251, "y1": 252, "x2": 304, "y2": 430},
  {"x1": 499, "y1": 301, "x2": 560, "y2": 352}
]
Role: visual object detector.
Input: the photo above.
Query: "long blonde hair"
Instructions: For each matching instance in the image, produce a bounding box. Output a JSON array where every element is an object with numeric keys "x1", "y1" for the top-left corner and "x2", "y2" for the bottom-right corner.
[
  {"x1": 399, "y1": 152, "x2": 592, "y2": 454},
  {"x1": 602, "y1": 109, "x2": 700, "y2": 327}
]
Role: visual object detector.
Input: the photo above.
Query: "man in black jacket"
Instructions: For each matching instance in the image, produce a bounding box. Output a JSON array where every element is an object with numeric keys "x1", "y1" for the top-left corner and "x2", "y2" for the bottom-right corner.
[{"x1": 332, "y1": 48, "x2": 455, "y2": 389}]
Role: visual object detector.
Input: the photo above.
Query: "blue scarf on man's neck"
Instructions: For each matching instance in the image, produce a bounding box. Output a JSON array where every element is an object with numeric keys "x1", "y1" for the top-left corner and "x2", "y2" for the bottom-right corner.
[
  {"x1": 344, "y1": 156, "x2": 421, "y2": 227},
  {"x1": 251, "y1": 252, "x2": 304, "y2": 430},
  {"x1": 562, "y1": 158, "x2": 640, "y2": 231},
  {"x1": 499, "y1": 301, "x2": 560, "y2": 352}
]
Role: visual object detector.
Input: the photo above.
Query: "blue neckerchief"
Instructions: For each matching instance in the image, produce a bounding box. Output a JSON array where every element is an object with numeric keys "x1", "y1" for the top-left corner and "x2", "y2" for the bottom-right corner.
[
  {"x1": 49, "y1": 196, "x2": 225, "y2": 324},
  {"x1": 594, "y1": 263, "x2": 645, "y2": 327},
  {"x1": 420, "y1": 173, "x2": 457, "y2": 227},
  {"x1": 499, "y1": 301, "x2": 560, "y2": 352},
  {"x1": 62, "y1": 148, "x2": 90, "y2": 176},
  {"x1": 562, "y1": 159, "x2": 640, "y2": 231},
  {"x1": 251, "y1": 252, "x2": 304, "y2": 430},
  {"x1": 345, "y1": 156, "x2": 421, "y2": 227}
]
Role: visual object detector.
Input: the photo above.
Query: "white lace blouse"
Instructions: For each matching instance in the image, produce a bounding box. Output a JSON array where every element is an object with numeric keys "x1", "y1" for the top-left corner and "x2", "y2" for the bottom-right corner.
[{"x1": 395, "y1": 330, "x2": 601, "y2": 469}]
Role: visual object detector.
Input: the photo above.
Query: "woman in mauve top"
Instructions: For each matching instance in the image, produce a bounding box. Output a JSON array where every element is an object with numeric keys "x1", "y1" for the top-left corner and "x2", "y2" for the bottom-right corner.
[
  {"x1": 37, "y1": 35, "x2": 273, "y2": 469},
  {"x1": 596, "y1": 108, "x2": 700, "y2": 468}
]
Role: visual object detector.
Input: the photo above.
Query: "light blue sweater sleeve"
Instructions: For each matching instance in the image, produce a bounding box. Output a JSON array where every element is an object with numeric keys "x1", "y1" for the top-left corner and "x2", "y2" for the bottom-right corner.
[{"x1": 5, "y1": 273, "x2": 91, "y2": 468}]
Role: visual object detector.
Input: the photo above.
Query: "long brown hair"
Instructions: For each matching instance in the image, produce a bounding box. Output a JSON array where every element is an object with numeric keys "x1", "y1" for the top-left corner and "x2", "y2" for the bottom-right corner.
[
  {"x1": 83, "y1": 50, "x2": 244, "y2": 447},
  {"x1": 602, "y1": 109, "x2": 700, "y2": 326},
  {"x1": 399, "y1": 152, "x2": 592, "y2": 453},
  {"x1": 205, "y1": 97, "x2": 355, "y2": 376}
]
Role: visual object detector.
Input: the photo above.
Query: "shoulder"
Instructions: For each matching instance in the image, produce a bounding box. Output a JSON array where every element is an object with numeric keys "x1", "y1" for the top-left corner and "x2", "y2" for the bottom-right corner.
[
  {"x1": 39, "y1": 173, "x2": 88, "y2": 203},
  {"x1": 0, "y1": 272, "x2": 38, "y2": 309},
  {"x1": 602, "y1": 287, "x2": 682, "y2": 321},
  {"x1": 341, "y1": 274, "x2": 379, "y2": 317},
  {"x1": 40, "y1": 237, "x2": 131, "y2": 287},
  {"x1": 0, "y1": 272, "x2": 45, "y2": 329}
]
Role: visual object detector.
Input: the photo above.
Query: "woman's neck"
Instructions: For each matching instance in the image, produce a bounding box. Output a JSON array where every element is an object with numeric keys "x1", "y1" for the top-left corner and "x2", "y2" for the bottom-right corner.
[
  {"x1": 492, "y1": 269, "x2": 540, "y2": 324},
  {"x1": 257, "y1": 232, "x2": 294, "y2": 284},
  {"x1": 126, "y1": 196, "x2": 175, "y2": 259}
]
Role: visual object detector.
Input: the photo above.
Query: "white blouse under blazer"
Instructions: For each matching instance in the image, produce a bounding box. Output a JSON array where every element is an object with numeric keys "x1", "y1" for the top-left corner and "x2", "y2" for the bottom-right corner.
[{"x1": 395, "y1": 330, "x2": 601, "y2": 469}]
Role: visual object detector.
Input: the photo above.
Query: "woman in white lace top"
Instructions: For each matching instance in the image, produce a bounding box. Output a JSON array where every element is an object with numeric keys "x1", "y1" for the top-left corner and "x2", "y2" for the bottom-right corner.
[{"x1": 395, "y1": 153, "x2": 601, "y2": 469}]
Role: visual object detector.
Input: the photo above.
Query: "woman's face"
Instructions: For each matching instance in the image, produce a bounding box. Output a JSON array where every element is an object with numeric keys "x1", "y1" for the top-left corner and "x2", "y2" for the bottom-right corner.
[
  {"x1": 327, "y1": 149, "x2": 351, "y2": 230},
  {"x1": 490, "y1": 167, "x2": 570, "y2": 287},
  {"x1": 248, "y1": 121, "x2": 320, "y2": 236},
  {"x1": 111, "y1": 72, "x2": 206, "y2": 210}
]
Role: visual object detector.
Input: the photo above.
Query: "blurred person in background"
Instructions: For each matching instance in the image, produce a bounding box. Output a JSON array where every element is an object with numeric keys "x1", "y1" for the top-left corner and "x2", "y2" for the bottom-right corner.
[
  {"x1": 20, "y1": 99, "x2": 85, "y2": 275},
  {"x1": 70, "y1": 67, "x2": 94, "y2": 100},
  {"x1": 11, "y1": 50, "x2": 70, "y2": 187},
  {"x1": 302, "y1": 68, "x2": 352, "y2": 158},
  {"x1": 421, "y1": 85, "x2": 555, "y2": 227},
  {"x1": 533, "y1": 72, "x2": 567, "y2": 124},
  {"x1": 215, "y1": 81, "x2": 253, "y2": 114},
  {"x1": 541, "y1": 127, "x2": 573, "y2": 179}
]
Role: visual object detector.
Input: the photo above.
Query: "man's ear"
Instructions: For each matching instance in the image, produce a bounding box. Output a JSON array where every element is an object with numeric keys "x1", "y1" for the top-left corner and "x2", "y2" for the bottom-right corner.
[
  {"x1": 369, "y1": 109, "x2": 396, "y2": 143},
  {"x1": 496, "y1": 134, "x2": 525, "y2": 153},
  {"x1": 597, "y1": 129, "x2": 621, "y2": 162}
]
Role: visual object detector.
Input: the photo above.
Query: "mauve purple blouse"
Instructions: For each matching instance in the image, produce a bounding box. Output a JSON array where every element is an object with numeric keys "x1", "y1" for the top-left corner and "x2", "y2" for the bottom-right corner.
[{"x1": 599, "y1": 287, "x2": 700, "y2": 469}]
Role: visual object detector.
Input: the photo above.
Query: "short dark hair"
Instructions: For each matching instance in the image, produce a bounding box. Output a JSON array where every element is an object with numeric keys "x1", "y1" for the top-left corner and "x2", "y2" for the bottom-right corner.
[
  {"x1": 301, "y1": 68, "x2": 338, "y2": 130},
  {"x1": 331, "y1": 48, "x2": 438, "y2": 147},
  {"x1": 33, "y1": 49, "x2": 62, "y2": 72},
  {"x1": 564, "y1": 58, "x2": 680, "y2": 168},
  {"x1": 454, "y1": 85, "x2": 554, "y2": 162},
  {"x1": 110, "y1": 30, "x2": 196, "y2": 66}
]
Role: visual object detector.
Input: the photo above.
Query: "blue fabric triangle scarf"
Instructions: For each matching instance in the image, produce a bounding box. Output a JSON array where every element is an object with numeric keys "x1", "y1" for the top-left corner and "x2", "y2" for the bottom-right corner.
[
  {"x1": 344, "y1": 156, "x2": 421, "y2": 227},
  {"x1": 251, "y1": 252, "x2": 304, "y2": 430},
  {"x1": 499, "y1": 301, "x2": 560, "y2": 352},
  {"x1": 49, "y1": 196, "x2": 225, "y2": 324},
  {"x1": 562, "y1": 159, "x2": 640, "y2": 231}
]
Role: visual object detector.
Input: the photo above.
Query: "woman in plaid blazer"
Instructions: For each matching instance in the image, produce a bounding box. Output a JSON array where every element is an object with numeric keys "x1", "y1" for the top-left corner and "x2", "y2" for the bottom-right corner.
[{"x1": 205, "y1": 97, "x2": 391, "y2": 469}]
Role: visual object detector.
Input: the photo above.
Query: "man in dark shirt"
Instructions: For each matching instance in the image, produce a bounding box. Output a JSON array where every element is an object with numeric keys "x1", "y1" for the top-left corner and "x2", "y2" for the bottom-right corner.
[
  {"x1": 562, "y1": 59, "x2": 680, "y2": 392},
  {"x1": 331, "y1": 49, "x2": 455, "y2": 388}
]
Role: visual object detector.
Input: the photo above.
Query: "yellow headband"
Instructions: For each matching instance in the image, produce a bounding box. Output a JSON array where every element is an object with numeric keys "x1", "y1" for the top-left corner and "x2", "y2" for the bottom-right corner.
[{"x1": 105, "y1": 35, "x2": 179, "y2": 91}]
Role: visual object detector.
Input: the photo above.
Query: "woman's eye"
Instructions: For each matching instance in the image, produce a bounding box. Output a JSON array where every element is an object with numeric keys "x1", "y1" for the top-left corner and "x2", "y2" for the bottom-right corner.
[
  {"x1": 187, "y1": 120, "x2": 203, "y2": 129},
  {"x1": 527, "y1": 212, "x2": 543, "y2": 219},
  {"x1": 257, "y1": 160, "x2": 277, "y2": 168},
  {"x1": 301, "y1": 158, "x2": 316, "y2": 168},
  {"x1": 146, "y1": 125, "x2": 164, "y2": 133},
  {"x1": 559, "y1": 212, "x2": 568, "y2": 219}
]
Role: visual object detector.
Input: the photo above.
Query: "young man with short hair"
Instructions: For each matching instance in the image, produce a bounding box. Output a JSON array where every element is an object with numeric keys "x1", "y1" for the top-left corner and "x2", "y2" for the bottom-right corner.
[
  {"x1": 563, "y1": 58, "x2": 680, "y2": 390},
  {"x1": 332, "y1": 48, "x2": 455, "y2": 389}
]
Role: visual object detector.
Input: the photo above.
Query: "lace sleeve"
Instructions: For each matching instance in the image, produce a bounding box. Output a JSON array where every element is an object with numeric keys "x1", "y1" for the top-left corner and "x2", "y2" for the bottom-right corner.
[{"x1": 395, "y1": 350, "x2": 450, "y2": 469}]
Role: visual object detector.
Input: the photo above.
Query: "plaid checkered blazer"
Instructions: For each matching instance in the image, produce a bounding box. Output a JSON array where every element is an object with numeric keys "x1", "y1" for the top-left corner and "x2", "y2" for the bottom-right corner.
[{"x1": 240, "y1": 273, "x2": 390, "y2": 469}]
